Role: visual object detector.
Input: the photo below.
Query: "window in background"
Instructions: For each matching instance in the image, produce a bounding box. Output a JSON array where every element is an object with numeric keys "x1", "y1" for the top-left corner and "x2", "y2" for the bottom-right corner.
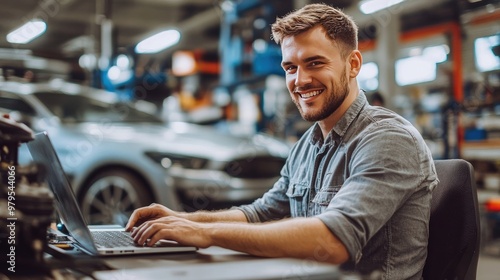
[
  {"x1": 475, "y1": 34, "x2": 500, "y2": 72},
  {"x1": 358, "y1": 62, "x2": 379, "y2": 91},
  {"x1": 395, "y1": 44, "x2": 449, "y2": 86}
]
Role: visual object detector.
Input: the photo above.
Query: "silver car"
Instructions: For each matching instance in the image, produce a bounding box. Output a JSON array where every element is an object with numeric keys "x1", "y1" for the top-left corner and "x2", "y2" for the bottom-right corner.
[{"x1": 0, "y1": 80, "x2": 290, "y2": 225}]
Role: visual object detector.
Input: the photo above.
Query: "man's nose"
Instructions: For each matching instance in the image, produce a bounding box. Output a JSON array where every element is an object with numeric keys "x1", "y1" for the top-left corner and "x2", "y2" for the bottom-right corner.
[{"x1": 294, "y1": 67, "x2": 312, "y2": 87}]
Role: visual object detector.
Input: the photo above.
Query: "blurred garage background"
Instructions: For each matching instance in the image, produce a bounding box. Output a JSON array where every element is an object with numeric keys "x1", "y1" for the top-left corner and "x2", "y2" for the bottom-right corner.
[{"x1": 0, "y1": 1, "x2": 500, "y2": 277}]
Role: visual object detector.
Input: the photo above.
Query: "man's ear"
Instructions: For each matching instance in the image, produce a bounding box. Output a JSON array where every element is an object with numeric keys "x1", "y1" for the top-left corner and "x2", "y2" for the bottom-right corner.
[{"x1": 348, "y1": 50, "x2": 363, "y2": 78}]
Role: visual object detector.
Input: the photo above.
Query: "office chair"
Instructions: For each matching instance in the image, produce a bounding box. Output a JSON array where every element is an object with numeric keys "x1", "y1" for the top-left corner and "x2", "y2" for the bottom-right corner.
[{"x1": 422, "y1": 159, "x2": 481, "y2": 280}]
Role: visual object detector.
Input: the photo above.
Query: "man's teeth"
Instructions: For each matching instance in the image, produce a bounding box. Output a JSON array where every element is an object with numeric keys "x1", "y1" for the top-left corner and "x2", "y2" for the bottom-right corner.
[{"x1": 300, "y1": 90, "x2": 322, "y2": 98}]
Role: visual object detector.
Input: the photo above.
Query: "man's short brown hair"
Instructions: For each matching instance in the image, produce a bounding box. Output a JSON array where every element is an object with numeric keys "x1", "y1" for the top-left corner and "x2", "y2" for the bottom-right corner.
[{"x1": 271, "y1": 3, "x2": 358, "y2": 58}]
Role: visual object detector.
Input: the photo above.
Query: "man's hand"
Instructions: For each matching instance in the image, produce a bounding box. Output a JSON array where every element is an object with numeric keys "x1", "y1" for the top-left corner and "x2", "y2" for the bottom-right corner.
[
  {"x1": 130, "y1": 216, "x2": 212, "y2": 248},
  {"x1": 128, "y1": 213, "x2": 348, "y2": 264},
  {"x1": 125, "y1": 203, "x2": 179, "y2": 231}
]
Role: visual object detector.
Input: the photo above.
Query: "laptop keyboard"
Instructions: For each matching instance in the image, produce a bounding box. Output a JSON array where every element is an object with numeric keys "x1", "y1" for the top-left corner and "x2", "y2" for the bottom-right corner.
[{"x1": 91, "y1": 231, "x2": 138, "y2": 248}]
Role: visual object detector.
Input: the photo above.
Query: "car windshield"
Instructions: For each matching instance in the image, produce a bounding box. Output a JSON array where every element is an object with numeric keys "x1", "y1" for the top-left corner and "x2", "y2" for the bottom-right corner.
[{"x1": 34, "y1": 91, "x2": 163, "y2": 123}]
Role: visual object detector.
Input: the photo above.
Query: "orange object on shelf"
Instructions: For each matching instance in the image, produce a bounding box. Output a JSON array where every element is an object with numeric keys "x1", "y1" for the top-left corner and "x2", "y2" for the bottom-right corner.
[{"x1": 485, "y1": 198, "x2": 500, "y2": 212}]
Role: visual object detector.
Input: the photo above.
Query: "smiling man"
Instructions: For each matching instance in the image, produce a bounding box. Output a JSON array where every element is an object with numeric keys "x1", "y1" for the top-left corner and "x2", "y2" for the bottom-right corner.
[{"x1": 126, "y1": 3, "x2": 437, "y2": 279}]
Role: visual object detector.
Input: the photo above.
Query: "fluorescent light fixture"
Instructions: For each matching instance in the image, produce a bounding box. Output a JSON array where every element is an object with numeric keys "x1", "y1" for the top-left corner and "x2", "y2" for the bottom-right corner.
[
  {"x1": 422, "y1": 45, "x2": 449, "y2": 64},
  {"x1": 359, "y1": 0, "x2": 406, "y2": 14},
  {"x1": 475, "y1": 35, "x2": 500, "y2": 72},
  {"x1": 135, "y1": 29, "x2": 181, "y2": 54},
  {"x1": 7, "y1": 19, "x2": 47, "y2": 44},
  {"x1": 396, "y1": 57, "x2": 436, "y2": 86}
]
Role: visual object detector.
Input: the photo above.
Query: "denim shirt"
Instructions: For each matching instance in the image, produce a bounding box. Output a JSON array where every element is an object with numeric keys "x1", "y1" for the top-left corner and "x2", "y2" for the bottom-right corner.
[{"x1": 237, "y1": 92, "x2": 438, "y2": 279}]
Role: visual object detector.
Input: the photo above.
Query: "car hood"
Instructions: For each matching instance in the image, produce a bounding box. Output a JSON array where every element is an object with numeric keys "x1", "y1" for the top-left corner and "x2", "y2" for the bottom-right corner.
[{"x1": 61, "y1": 121, "x2": 290, "y2": 161}]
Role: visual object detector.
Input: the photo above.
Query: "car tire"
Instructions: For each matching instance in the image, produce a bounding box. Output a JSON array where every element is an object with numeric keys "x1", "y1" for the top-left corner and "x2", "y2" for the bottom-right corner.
[{"x1": 79, "y1": 169, "x2": 154, "y2": 226}]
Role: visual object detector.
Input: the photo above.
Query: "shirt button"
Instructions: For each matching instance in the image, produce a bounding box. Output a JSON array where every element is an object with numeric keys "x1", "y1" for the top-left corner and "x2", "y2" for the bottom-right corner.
[{"x1": 356, "y1": 251, "x2": 363, "y2": 262}]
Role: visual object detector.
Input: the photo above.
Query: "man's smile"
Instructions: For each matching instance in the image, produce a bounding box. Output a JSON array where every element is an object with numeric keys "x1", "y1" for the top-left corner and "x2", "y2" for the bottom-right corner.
[{"x1": 297, "y1": 89, "x2": 324, "y2": 99}]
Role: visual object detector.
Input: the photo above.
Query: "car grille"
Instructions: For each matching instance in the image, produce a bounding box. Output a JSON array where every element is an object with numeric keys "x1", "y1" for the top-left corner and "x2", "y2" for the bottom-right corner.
[{"x1": 224, "y1": 156, "x2": 286, "y2": 179}]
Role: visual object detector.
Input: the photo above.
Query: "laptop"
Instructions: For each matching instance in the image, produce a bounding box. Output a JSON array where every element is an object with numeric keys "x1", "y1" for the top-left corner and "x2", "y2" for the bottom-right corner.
[{"x1": 27, "y1": 131, "x2": 198, "y2": 256}]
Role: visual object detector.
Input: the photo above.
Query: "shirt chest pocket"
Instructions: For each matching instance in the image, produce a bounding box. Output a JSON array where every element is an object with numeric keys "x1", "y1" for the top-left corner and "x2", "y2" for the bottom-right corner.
[
  {"x1": 310, "y1": 185, "x2": 342, "y2": 215},
  {"x1": 286, "y1": 183, "x2": 309, "y2": 217}
]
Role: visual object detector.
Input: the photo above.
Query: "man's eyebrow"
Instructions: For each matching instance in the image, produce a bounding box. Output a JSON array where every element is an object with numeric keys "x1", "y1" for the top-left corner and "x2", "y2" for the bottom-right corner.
[
  {"x1": 303, "y1": 55, "x2": 327, "y2": 63},
  {"x1": 281, "y1": 55, "x2": 327, "y2": 67}
]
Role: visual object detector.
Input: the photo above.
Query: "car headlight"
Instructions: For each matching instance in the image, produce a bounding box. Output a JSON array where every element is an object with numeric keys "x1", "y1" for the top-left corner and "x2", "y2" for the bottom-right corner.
[{"x1": 145, "y1": 152, "x2": 208, "y2": 169}]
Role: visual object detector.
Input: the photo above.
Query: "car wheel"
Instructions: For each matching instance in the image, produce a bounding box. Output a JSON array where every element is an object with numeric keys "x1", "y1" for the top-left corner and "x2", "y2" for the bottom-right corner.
[{"x1": 80, "y1": 169, "x2": 154, "y2": 226}]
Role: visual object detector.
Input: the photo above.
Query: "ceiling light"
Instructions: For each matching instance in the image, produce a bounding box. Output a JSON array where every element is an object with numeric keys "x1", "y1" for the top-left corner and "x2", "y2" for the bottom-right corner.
[
  {"x1": 79, "y1": 53, "x2": 97, "y2": 70},
  {"x1": 423, "y1": 45, "x2": 449, "y2": 64},
  {"x1": 7, "y1": 19, "x2": 47, "y2": 44},
  {"x1": 396, "y1": 57, "x2": 436, "y2": 86},
  {"x1": 172, "y1": 51, "x2": 196, "y2": 76},
  {"x1": 107, "y1": 65, "x2": 133, "y2": 83},
  {"x1": 252, "y1": 39, "x2": 267, "y2": 53},
  {"x1": 135, "y1": 29, "x2": 181, "y2": 54},
  {"x1": 107, "y1": 66, "x2": 121, "y2": 80},
  {"x1": 359, "y1": 0, "x2": 406, "y2": 15},
  {"x1": 116, "y1": 54, "x2": 131, "y2": 69}
]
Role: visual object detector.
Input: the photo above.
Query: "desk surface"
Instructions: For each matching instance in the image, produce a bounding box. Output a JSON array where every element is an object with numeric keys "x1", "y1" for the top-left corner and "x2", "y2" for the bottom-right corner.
[{"x1": 43, "y1": 246, "x2": 342, "y2": 280}]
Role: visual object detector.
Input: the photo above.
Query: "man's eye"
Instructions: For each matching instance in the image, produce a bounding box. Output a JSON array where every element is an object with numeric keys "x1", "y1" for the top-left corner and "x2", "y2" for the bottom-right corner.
[
  {"x1": 285, "y1": 66, "x2": 297, "y2": 73},
  {"x1": 310, "y1": 61, "x2": 322, "y2": 66}
]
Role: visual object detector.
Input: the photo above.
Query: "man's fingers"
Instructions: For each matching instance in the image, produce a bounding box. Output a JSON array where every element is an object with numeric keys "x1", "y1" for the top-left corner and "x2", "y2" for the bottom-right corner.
[
  {"x1": 131, "y1": 217, "x2": 178, "y2": 245},
  {"x1": 147, "y1": 228, "x2": 173, "y2": 246},
  {"x1": 135, "y1": 222, "x2": 162, "y2": 246},
  {"x1": 126, "y1": 208, "x2": 147, "y2": 231},
  {"x1": 131, "y1": 221, "x2": 148, "y2": 240},
  {"x1": 126, "y1": 206, "x2": 157, "y2": 231},
  {"x1": 125, "y1": 210, "x2": 139, "y2": 231},
  {"x1": 126, "y1": 204, "x2": 173, "y2": 232}
]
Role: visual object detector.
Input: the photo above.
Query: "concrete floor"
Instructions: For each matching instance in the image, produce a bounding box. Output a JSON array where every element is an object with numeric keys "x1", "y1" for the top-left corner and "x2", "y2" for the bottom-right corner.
[
  {"x1": 477, "y1": 218, "x2": 500, "y2": 280},
  {"x1": 476, "y1": 189, "x2": 500, "y2": 279},
  {"x1": 477, "y1": 254, "x2": 500, "y2": 280}
]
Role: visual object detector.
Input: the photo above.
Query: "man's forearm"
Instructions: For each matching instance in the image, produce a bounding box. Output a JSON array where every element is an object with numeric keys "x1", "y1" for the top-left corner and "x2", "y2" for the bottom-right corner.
[
  {"x1": 179, "y1": 208, "x2": 248, "y2": 223},
  {"x1": 205, "y1": 217, "x2": 349, "y2": 264}
]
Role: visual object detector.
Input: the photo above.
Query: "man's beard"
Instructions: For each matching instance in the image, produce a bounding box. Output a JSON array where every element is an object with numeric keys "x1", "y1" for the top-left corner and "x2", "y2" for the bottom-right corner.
[{"x1": 294, "y1": 71, "x2": 350, "y2": 122}]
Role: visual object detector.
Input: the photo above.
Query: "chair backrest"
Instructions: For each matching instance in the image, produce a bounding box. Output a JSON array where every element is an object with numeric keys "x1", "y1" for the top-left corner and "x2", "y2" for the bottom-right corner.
[{"x1": 423, "y1": 159, "x2": 481, "y2": 280}]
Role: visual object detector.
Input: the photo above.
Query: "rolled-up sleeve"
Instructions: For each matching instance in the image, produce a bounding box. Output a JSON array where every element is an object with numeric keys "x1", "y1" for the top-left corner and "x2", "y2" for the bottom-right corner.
[{"x1": 316, "y1": 122, "x2": 435, "y2": 263}]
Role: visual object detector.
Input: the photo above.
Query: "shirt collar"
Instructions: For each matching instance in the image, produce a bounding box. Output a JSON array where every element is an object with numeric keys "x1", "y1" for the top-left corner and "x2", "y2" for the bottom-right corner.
[{"x1": 309, "y1": 90, "x2": 367, "y2": 146}]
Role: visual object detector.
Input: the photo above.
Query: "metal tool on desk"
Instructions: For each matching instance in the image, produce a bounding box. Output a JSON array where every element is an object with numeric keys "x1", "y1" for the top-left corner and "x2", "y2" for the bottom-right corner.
[{"x1": 0, "y1": 115, "x2": 54, "y2": 276}]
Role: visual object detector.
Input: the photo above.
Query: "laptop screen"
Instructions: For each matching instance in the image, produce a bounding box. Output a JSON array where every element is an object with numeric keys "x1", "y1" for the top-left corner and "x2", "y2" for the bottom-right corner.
[{"x1": 27, "y1": 131, "x2": 98, "y2": 254}]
